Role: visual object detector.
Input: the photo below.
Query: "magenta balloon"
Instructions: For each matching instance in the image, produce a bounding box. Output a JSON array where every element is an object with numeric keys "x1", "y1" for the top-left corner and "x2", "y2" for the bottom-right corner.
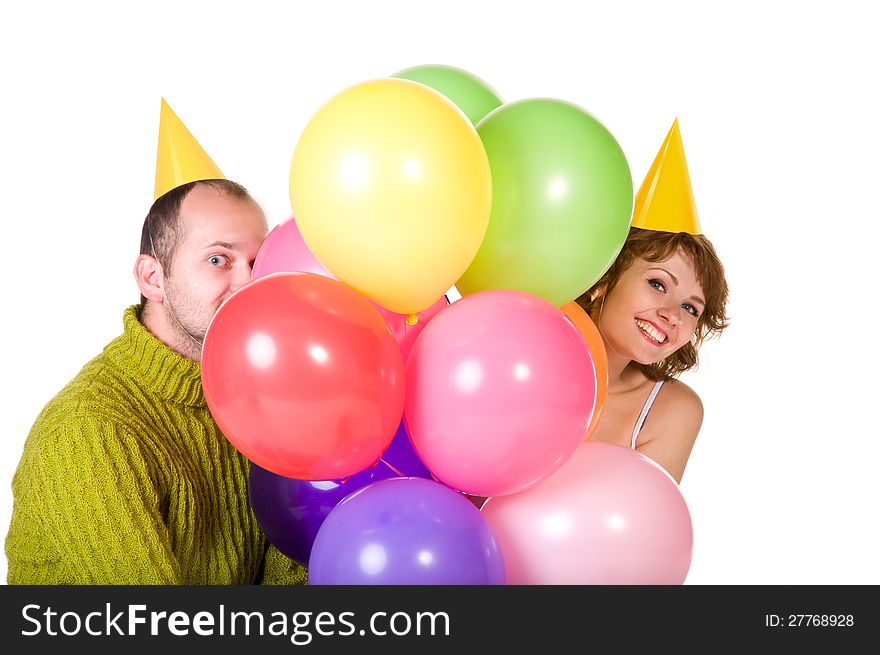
[
  {"x1": 481, "y1": 442, "x2": 693, "y2": 584},
  {"x1": 404, "y1": 289, "x2": 596, "y2": 497},
  {"x1": 374, "y1": 295, "x2": 448, "y2": 360},
  {"x1": 251, "y1": 216, "x2": 335, "y2": 280}
]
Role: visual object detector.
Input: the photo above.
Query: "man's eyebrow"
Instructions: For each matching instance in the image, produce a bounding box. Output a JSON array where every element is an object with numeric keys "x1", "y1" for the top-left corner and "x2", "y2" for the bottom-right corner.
[
  {"x1": 647, "y1": 267, "x2": 705, "y2": 306},
  {"x1": 201, "y1": 241, "x2": 238, "y2": 250}
]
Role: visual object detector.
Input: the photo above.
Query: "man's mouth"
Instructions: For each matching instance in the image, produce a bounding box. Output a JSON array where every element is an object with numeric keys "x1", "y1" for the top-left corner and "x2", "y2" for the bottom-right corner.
[{"x1": 635, "y1": 319, "x2": 667, "y2": 345}]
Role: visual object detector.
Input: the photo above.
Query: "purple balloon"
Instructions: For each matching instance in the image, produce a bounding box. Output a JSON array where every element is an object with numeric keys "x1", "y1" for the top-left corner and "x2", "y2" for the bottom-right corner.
[
  {"x1": 308, "y1": 477, "x2": 506, "y2": 585},
  {"x1": 380, "y1": 421, "x2": 433, "y2": 478},
  {"x1": 249, "y1": 461, "x2": 400, "y2": 565}
]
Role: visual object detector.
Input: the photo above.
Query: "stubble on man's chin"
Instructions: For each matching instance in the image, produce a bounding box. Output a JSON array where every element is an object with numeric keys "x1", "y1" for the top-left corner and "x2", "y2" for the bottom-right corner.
[
  {"x1": 168, "y1": 324, "x2": 205, "y2": 362},
  {"x1": 163, "y1": 302, "x2": 209, "y2": 361}
]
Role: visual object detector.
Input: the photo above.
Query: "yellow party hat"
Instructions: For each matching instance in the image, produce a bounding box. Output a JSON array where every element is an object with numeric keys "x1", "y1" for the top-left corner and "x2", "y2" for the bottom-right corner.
[
  {"x1": 631, "y1": 119, "x2": 702, "y2": 234},
  {"x1": 154, "y1": 99, "x2": 225, "y2": 201}
]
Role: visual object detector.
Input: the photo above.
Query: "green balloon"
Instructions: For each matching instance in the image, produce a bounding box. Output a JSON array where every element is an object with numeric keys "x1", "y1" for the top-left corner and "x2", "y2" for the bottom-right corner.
[
  {"x1": 456, "y1": 99, "x2": 634, "y2": 307},
  {"x1": 392, "y1": 64, "x2": 503, "y2": 125}
]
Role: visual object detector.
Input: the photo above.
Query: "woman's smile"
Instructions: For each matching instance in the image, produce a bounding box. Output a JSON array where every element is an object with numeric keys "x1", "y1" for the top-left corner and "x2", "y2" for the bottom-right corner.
[{"x1": 634, "y1": 318, "x2": 668, "y2": 345}]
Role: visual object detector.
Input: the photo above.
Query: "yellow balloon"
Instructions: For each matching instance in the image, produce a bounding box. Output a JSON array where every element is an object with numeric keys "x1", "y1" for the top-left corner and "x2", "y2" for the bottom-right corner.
[{"x1": 290, "y1": 78, "x2": 492, "y2": 314}]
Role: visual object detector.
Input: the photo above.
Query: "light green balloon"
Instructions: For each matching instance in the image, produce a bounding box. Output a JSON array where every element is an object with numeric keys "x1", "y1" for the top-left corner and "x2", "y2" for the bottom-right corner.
[
  {"x1": 456, "y1": 99, "x2": 634, "y2": 307},
  {"x1": 392, "y1": 64, "x2": 503, "y2": 125}
]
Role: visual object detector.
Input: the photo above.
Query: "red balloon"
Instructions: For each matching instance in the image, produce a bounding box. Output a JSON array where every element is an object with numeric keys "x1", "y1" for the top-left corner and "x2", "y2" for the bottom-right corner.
[{"x1": 202, "y1": 272, "x2": 405, "y2": 480}]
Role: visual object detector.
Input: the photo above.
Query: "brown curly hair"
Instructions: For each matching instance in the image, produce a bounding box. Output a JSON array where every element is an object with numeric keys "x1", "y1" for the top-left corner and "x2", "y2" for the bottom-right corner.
[{"x1": 575, "y1": 227, "x2": 730, "y2": 380}]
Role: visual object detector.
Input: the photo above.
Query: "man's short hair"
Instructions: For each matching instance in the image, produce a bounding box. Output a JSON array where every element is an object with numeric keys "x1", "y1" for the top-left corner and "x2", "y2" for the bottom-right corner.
[{"x1": 138, "y1": 179, "x2": 253, "y2": 306}]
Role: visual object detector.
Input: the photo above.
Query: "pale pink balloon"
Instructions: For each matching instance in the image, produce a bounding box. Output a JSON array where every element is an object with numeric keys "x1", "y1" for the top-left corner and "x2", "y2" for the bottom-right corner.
[
  {"x1": 404, "y1": 289, "x2": 597, "y2": 497},
  {"x1": 251, "y1": 216, "x2": 335, "y2": 280},
  {"x1": 252, "y1": 216, "x2": 446, "y2": 358},
  {"x1": 481, "y1": 442, "x2": 693, "y2": 584}
]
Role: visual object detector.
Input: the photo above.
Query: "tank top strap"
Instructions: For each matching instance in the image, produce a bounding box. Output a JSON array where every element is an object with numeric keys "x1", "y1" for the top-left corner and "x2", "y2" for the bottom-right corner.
[{"x1": 630, "y1": 379, "x2": 665, "y2": 449}]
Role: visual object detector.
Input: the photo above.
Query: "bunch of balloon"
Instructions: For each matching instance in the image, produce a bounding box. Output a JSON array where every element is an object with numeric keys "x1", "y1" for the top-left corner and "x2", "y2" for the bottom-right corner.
[
  {"x1": 227, "y1": 219, "x2": 442, "y2": 566},
  {"x1": 202, "y1": 264, "x2": 442, "y2": 569},
  {"x1": 203, "y1": 63, "x2": 633, "y2": 584},
  {"x1": 202, "y1": 66, "x2": 511, "y2": 582},
  {"x1": 288, "y1": 66, "x2": 516, "y2": 584}
]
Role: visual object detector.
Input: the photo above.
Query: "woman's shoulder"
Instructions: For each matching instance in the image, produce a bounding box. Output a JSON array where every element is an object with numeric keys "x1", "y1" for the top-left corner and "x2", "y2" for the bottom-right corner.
[
  {"x1": 650, "y1": 378, "x2": 703, "y2": 433},
  {"x1": 636, "y1": 379, "x2": 704, "y2": 483},
  {"x1": 663, "y1": 378, "x2": 703, "y2": 408}
]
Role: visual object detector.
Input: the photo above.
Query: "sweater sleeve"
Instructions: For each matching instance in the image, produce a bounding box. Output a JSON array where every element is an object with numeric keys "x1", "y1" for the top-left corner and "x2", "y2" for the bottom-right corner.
[
  {"x1": 16, "y1": 413, "x2": 183, "y2": 584},
  {"x1": 259, "y1": 543, "x2": 309, "y2": 586}
]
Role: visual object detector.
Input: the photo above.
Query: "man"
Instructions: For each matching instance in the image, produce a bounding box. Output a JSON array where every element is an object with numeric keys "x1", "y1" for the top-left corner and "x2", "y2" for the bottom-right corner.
[
  {"x1": 136, "y1": 180, "x2": 265, "y2": 361},
  {"x1": 5, "y1": 102, "x2": 306, "y2": 584}
]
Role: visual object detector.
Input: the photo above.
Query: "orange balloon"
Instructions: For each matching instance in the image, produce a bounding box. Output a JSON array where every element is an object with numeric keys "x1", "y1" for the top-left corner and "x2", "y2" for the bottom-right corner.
[{"x1": 561, "y1": 302, "x2": 608, "y2": 440}]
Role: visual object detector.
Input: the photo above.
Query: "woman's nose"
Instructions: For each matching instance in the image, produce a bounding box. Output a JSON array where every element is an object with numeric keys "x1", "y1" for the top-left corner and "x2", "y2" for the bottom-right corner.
[{"x1": 658, "y1": 303, "x2": 682, "y2": 326}]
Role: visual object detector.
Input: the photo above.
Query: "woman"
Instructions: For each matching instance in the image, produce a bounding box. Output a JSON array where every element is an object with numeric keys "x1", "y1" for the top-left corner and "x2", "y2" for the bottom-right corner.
[
  {"x1": 576, "y1": 228, "x2": 728, "y2": 483},
  {"x1": 576, "y1": 120, "x2": 729, "y2": 483}
]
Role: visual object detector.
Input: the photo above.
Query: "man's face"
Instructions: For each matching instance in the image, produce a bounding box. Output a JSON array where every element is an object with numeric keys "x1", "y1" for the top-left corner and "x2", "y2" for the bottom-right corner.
[{"x1": 163, "y1": 185, "x2": 268, "y2": 354}]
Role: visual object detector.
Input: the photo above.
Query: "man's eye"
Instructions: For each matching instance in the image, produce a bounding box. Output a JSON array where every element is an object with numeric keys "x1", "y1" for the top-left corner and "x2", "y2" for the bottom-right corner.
[
  {"x1": 648, "y1": 278, "x2": 665, "y2": 292},
  {"x1": 208, "y1": 255, "x2": 228, "y2": 266}
]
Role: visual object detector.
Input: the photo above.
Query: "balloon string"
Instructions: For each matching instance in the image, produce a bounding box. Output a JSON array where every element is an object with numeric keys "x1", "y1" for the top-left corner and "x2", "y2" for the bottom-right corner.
[{"x1": 380, "y1": 458, "x2": 406, "y2": 477}]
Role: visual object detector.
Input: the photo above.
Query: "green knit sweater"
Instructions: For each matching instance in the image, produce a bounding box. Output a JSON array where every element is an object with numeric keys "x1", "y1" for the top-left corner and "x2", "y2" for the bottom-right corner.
[{"x1": 5, "y1": 306, "x2": 308, "y2": 585}]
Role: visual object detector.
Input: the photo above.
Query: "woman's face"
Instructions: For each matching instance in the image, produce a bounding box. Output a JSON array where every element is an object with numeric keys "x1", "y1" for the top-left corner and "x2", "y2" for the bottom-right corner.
[{"x1": 596, "y1": 249, "x2": 705, "y2": 365}]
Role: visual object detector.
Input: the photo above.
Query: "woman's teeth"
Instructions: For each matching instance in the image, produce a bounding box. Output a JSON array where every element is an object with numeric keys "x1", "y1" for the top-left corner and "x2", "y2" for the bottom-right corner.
[{"x1": 636, "y1": 319, "x2": 667, "y2": 344}]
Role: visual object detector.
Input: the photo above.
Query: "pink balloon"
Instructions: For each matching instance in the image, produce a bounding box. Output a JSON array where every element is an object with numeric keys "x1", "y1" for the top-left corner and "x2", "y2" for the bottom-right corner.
[
  {"x1": 252, "y1": 216, "x2": 446, "y2": 359},
  {"x1": 404, "y1": 289, "x2": 596, "y2": 497},
  {"x1": 481, "y1": 442, "x2": 693, "y2": 584},
  {"x1": 251, "y1": 216, "x2": 335, "y2": 280}
]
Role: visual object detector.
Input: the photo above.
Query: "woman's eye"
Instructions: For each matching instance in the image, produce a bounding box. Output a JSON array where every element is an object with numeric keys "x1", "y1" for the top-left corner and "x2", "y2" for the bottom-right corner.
[
  {"x1": 208, "y1": 255, "x2": 229, "y2": 266},
  {"x1": 648, "y1": 278, "x2": 665, "y2": 292},
  {"x1": 683, "y1": 303, "x2": 700, "y2": 318}
]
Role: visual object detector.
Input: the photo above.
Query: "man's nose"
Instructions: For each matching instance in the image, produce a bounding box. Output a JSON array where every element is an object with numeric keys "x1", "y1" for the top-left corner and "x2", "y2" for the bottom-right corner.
[{"x1": 229, "y1": 264, "x2": 252, "y2": 294}]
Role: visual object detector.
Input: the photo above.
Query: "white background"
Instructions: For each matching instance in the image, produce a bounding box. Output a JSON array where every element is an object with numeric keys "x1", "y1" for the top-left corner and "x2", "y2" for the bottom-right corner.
[{"x1": 2, "y1": 0, "x2": 878, "y2": 584}]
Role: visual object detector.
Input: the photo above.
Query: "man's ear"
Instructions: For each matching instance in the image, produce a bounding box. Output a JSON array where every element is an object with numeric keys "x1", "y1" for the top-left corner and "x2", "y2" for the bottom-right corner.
[{"x1": 134, "y1": 254, "x2": 165, "y2": 303}]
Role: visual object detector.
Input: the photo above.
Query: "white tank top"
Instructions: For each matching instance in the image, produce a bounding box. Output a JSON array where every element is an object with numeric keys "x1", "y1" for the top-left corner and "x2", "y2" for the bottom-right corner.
[{"x1": 630, "y1": 379, "x2": 665, "y2": 449}]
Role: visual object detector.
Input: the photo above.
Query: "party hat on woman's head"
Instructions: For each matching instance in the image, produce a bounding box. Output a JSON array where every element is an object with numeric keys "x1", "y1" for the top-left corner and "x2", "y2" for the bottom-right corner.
[
  {"x1": 154, "y1": 99, "x2": 225, "y2": 201},
  {"x1": 631, "y1": 119, "x2": 702, "y2": 235}
]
